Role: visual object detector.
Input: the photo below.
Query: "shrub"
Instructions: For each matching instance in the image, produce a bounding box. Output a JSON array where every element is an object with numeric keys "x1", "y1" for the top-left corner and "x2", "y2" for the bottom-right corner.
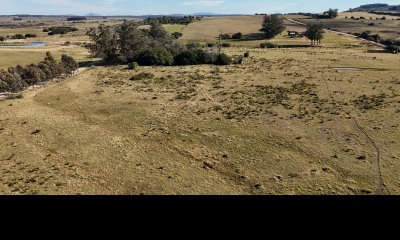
[
  {"x1": 64, "y1": 41, "x2": 71, "y2": 46},
  {"x1": 25, "y1": 33, "x2": 37, "y2": 38},
  {"x1": 128, "y1": 62, "x2": 139, "y2": 70},
  {"x1": 0, "y1": 36, "x2": 5, "y2": 42},
  {"x1": 137, "y1": 49, "x2": 174, "y2": 66},
  {"x1": 174, "y1": 50, "x2": 198, "y2": 65},
  {"x1": 186, "y1": 42, "x2": 201, "y2": 49},
  {"x1": 221, "y1": 43, "x2": 231, "y2": 48},
  {"x1": 232, "y1": 32, "x2": 243, "y2": 39},
  {"x1": 260, "y1": 42, "x2": 278, "y2": 48},
  {"x1": 129, "y1": 72, "x2": 154, "y2": 81},
  {"x1": 368, "y1": 23, "x2": 375, "y2": 26},
  {"x1": 244, "y1": 52, "x2": 250, "y2": 58},
  {"x1": 381, "y1": 39, "x2": 394, "y2": 45},
  {"x1": 11, "y1": 34, "x2": 25, "y2": 39},
  {"x1": 219, "y1": 33, "x2": 231, "y2": 40},
  {"x1": 172, "y1": 32, "x2": 183, "y2": 39},
  {"x1": 194, "y1": 49, "x2": 218, "y2": 64},
  {"x1": 215, "y1": 53, "x2": 232, "y2": 65},
  {"x1": 207, "y1": 42, "x2": 215, "y2": 47}
]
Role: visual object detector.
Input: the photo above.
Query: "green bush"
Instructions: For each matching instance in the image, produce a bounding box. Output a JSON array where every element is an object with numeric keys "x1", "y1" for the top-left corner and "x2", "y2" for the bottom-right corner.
[
  {"x1": 260, "y1": 42, "x2": 278, "y2": 48},
  {"x1": 128, "y1": 62, "x2": 139, "y2": 70},
  {"x1": 215, "y1": 53, "x2": 232, "y2": 65},
  {"x1": 194, "y1": 49, "x2": 218, "y2": 64},
  {"x1": 222, "y1": 43, "x2": 231, "y2": 48},
  {"x1": 25, "y1": 33, "x2": 37, "y2": 38},
  {"x1": 172, "y1": 32, "x2": 183, "y2": 39},
  {"x1": 11, "y1": 34, "x2": 25, "y2": 39},
  {"x1": 137, "y1": 49, "x2": 174, "y2": 66},
  {"x1": 219, "y1": 33, "x2": 231, "y2": 40},
  {"x1": 232, "y1": 32, "x2": 243, "y2": 39},
  {"x1": 175, "y1": 50, "x2": 198, "y2": 65}
]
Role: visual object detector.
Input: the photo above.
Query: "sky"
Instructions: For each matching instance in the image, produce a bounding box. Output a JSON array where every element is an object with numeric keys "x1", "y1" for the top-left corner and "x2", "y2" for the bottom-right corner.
[{"x1": 0, "y1": 0, "x2": 399, "y2": 15}]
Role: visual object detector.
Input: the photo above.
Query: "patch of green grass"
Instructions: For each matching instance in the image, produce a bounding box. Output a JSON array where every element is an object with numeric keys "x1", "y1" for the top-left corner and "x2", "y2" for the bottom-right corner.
[{"x1": 164, "y1": 24, "x2": 186, "y2": 34}]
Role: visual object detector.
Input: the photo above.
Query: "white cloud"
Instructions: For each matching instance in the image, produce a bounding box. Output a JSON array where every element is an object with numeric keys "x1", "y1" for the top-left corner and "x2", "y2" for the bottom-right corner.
[{"x1": 182, "y1": 1, "x2": 224, "y2": 7}]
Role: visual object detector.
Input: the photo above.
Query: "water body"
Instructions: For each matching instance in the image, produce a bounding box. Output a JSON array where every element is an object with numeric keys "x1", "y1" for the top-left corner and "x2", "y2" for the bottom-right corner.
[{"x1": 0, "y1": 42, "x2": 46, "y2": 48}]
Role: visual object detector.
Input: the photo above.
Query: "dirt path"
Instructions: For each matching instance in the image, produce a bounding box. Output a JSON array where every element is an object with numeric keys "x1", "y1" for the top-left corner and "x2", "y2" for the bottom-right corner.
[{"x1": 321, "y1": 72, "x2": 389, "y2": 195}]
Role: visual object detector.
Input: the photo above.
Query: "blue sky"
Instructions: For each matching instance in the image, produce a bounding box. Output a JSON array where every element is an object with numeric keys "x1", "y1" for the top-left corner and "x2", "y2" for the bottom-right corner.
[{"x1": 0, "y1": 0, "x2": 399, "y2": 15}]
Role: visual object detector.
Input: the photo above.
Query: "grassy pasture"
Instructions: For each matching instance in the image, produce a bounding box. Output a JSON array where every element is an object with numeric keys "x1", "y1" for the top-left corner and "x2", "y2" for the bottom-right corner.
[{"x1": 1, "y1": 15, "x2": 400, "y2": 195}]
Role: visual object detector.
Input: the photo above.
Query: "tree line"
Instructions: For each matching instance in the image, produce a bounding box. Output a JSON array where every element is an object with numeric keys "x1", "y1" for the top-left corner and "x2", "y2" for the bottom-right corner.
[
  {"x1": 0, "y1": 52, "x2": 78, "y2": 93},
  {"x1": 141, "y1": 16, "x2": 200, "y2": 25},
  {"x1": 86, "y1": 21, "x2": 232, "y2": 66}
]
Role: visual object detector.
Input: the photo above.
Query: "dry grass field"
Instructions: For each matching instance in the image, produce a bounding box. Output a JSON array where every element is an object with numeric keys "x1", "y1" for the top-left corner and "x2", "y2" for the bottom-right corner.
[{"x1": 1, "y1": 15, "x2": 400, "y2": 195}]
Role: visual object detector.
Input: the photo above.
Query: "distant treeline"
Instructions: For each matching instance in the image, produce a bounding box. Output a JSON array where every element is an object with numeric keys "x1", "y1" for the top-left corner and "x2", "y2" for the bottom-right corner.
[
  {"x1": 0, "y1": 52, "x2": 78, "y2": 93},
  {"x1": 140, "y1": 16, "x2": 201, "y2": 25},
  {"x1": 43, "y1": 26, "x2": 79, "y2": 35},
  {"x1": 368, "y1": 11, "x2": 400, "y2": 17},
  {"x1": 298, "y1": 9, "x2": 338, "y2": 19},
  {"x1": 67, "y1": 17, "x2": 87, "y2": 21}
]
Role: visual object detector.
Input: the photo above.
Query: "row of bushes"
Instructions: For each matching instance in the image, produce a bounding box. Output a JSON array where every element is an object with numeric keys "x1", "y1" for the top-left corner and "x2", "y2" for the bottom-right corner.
[
  {"x1": 141, "y1": 16, "x2": 199, "y2": 25},
  {"x1": 43, "y1": 27, "x2": 79, "y2": 35},
  {"x1": 347, "y1": 16, "x2": 388, "y2": 20},
  {"x1": 0, "y1": 52, "x2": 78, "y2": 93},
  {"x1": 0, "y1": 33, "x2": 38, "y2": 40},
  {"x1": 260, "y1": 42, "x2": 278, "y2": 48},
  {"x1": 135, "y1": 48, "x2": 232, "y2": 66},
  {"x1": 219, "y1": 32, "x2": 243, "y2": 40},
  {"x1": 86, "y1": 21, "x2": 234, "y2": 66},
  {"x1": 354, "y1": 31, "x2": 381, "y2": 42}
]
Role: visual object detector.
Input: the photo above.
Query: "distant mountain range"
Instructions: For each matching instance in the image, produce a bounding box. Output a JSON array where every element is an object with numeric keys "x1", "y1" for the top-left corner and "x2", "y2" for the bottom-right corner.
[
  {"x1": 85, "y1": 13, "x2": 102, "y2": 17},
  {"x1": 349, "y1": 3, "x2": 400, "y2": 12}
]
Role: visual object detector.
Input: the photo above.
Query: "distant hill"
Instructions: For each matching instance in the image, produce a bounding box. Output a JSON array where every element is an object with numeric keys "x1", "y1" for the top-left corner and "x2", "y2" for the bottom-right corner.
[
  {"x1": 350, "y1": 3, "x2": 400, "y2": 12},
  {"x1": 85, "y1": 13, "x2": 102, "y2": 17}
]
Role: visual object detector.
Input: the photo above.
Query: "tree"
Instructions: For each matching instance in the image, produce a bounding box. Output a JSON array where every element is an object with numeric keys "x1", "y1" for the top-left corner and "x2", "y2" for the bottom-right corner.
[
  {"x1": 118, "y1": 21, "x2": 150, "y2": 63},
  {"x1": 305, "y1": 22, "x2": 325, "y2": 45},
  {"x1": 61, "y1": 54, "x2": 79, "y2": 76},
  {"x1": 149, "y1": 21, "x2": 169, "y2": 41},
  {"x1": 86, "y1": 24, "x2": 120, "y2": 63},
  {"x1": 261, "y1": 14, "x2": 286, "y2": 39},
  {"x1": 325, "y1": 9, "x2": 339, "y2": 19}
]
